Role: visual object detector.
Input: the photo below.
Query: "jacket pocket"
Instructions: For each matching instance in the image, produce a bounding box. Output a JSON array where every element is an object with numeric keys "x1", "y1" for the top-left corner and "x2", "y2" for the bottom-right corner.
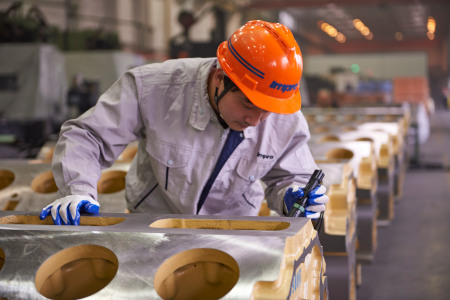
[
  {"x1": 233, "y1": 159, "x2": 272, "y2": 209},
  {"x1": 146, "y1": 139, "x2": 192, "y2": 194}
]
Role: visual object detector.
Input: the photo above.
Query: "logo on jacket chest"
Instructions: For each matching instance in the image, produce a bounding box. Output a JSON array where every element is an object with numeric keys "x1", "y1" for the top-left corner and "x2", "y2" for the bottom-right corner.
[{"x1": 257, "y1": 152, "x2": 274, "y2": 159}]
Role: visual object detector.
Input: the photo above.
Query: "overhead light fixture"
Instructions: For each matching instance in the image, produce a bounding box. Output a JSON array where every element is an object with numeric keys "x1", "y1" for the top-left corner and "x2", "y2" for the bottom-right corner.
[
  {"x1": 365, "y1": 32, "x2": 373, "y2": 40},
  {"x1": 353, "y1": 18, "x2": 373, "y2": 39},
  {"x1": 353, "y1": 19, "x2": 364, "y2": 30},
  {"x1": 336, "y1": 32, "x2": 346, "y2": 43},
  {"x1": 360, "y1": 26, "x2": 370, "y2": 36},
  {"x1": 427, "y1": 16, "x2": 436, "y2": 33},
  {"x1": 395, "y1": 32, "x2": 404, "y2": 41},
  {"x1": 317, "y1": 20, "x2": 346, "y2": 43},
  {"x1": 427, "y1": 16, "x2": 436, "y2": 40}
]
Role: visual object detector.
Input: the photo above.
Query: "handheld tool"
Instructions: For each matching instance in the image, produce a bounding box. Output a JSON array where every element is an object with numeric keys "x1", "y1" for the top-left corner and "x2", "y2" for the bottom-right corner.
[{"x1": 287, "y1": 169, "x2": 325, "y2": 218}]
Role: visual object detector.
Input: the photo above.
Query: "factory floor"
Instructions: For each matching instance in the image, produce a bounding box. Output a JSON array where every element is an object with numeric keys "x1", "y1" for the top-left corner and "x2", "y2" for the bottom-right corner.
[{"x1": 356, "y1": 108, "x2": 450, "y2": 300}]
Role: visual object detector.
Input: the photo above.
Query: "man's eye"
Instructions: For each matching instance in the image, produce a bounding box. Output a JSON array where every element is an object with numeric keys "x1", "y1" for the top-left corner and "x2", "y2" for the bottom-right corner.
[{"x1": 243, "y1": 101, "x2": 255, "y2": 109}]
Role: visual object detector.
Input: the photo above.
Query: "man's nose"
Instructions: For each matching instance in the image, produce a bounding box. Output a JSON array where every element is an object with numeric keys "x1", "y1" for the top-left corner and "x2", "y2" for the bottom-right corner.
[{"x1": 245, "y1": 109, "x2": 271, "y2": 126}]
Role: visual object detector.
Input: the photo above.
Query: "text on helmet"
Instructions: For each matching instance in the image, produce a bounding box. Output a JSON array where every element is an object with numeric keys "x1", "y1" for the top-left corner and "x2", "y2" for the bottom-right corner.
[{"x1": 269, "y1": 81, "x2": 298, "y2": 93}]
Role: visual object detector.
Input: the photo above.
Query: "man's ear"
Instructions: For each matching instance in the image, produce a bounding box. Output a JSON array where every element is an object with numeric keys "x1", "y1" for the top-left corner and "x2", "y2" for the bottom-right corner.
[{"x1": 215, "y1": 68, "x2": 225, "y2": 88}]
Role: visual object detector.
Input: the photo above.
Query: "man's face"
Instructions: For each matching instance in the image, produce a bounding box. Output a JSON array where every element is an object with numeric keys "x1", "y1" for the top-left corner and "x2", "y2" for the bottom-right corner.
[{"x1": 218, "y1": 82, "x2": 271, "y2": 131}]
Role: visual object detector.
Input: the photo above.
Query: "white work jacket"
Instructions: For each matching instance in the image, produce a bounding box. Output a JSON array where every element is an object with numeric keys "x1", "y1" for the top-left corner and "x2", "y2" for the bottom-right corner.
[{"x1": 53, "y1": 57, "x2": 318, "y2": 216}]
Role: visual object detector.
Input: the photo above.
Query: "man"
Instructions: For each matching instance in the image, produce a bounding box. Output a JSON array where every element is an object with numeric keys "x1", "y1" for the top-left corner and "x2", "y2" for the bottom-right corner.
[{"x1": 40, "y1": 20, "x2": 329, "y2": 225}]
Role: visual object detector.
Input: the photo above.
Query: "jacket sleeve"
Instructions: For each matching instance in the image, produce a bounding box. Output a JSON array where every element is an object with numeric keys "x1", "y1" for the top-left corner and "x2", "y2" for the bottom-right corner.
[
  {"x1": 261, "y1": 113, "x2": 318, "y2": 216},
  {"x1": 52, "y1": 69, "x2": 145, "y2": 200}
]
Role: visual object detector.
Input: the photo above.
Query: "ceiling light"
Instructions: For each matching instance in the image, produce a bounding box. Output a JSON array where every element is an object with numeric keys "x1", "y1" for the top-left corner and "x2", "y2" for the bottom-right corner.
[
  {"x1": 336, "y1": 33, "x2": 346, "y2": 43},
  {"x1": 328, "y1": 28, "x2": 338, "y2": 37},
  {"x1": 353, "y1": 18, "x2": 372, "y2": 39},
  {"x1": 353, "y1": 19, "x2": 364, "y2": 30},
  {"x1": 360, "y1": 27, "x2": 370, "y2": 36},
  {"x1": 427, "y1": 16, "x2": 436, "y2": 33},
  {"x1": 318, "y1": 20, "x2": 346, "y2": 43}
]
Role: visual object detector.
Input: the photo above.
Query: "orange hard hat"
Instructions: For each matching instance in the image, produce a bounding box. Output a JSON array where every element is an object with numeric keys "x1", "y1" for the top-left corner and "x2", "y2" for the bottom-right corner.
[{"x1": 217, "y1": 20, "x2": 303, "y2": 114}]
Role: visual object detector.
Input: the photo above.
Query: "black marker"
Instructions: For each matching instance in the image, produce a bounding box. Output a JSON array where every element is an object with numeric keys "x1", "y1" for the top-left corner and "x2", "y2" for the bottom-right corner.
[{"x1": 287, "y1": 169, "x2": 325, "y2": 218}]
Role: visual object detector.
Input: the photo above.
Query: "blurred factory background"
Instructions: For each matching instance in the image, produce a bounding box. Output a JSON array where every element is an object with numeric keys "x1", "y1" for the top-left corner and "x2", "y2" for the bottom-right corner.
[
  {"x1": 0, "y1": 0, "x2": 449, "y2": 158},
  {"x1": 0, "y1": 1, "x2": 450, "y2": 300}
]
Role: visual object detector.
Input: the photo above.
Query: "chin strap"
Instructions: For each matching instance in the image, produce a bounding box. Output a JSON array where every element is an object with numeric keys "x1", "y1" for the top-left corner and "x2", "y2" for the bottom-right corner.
[
  {"x1": 214, "y1": 81, "x2": 234, "y2": 128},
  {"x1": 214, "y1": 84, "x2": 233, "y2": 105}
]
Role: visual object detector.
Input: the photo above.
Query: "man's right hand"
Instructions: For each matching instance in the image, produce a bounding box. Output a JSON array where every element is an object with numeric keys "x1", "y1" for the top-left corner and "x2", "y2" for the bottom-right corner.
[{"x1": 40, "y1": 195, "x2": 100, "y2": 225}]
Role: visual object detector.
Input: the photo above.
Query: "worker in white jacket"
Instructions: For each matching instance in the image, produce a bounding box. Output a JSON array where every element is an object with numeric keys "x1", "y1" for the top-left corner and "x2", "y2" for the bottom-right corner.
[{"x1": 40, "y1": 20, "x2": 329, "y2": 225}]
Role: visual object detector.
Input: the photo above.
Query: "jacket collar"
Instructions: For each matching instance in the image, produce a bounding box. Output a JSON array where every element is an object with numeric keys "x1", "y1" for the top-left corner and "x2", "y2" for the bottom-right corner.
[{"x1": 189, "y1": 58, "x2": 217, "y2": 131}]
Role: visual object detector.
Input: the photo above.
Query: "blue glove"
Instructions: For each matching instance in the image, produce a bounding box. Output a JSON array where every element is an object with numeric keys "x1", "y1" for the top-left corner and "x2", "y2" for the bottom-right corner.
[
  {"x1": 284, "y1": 185, "x2": 329, "y2": 219},
  {"x1": 40, "y1": 195, "x2": 100, "y2": 225}
]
